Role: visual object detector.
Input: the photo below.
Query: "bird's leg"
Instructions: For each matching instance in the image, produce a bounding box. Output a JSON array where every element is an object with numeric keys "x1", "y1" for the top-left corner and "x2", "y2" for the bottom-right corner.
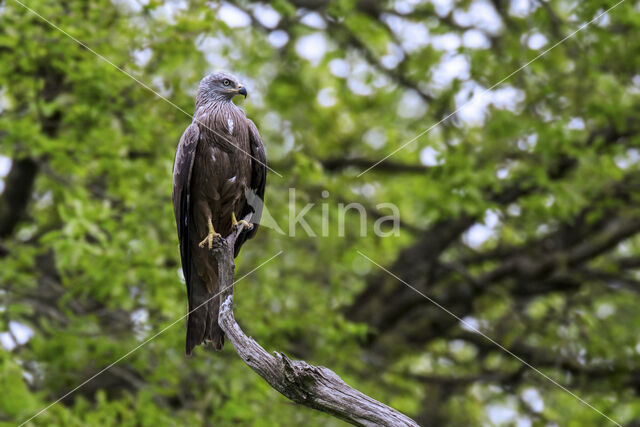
[
  {"x1": 232, "y1": 212, "x2": 252, "y2": 230},
  {"x1": 198, "y1": 218, "x2": 222, "y2": 249}
]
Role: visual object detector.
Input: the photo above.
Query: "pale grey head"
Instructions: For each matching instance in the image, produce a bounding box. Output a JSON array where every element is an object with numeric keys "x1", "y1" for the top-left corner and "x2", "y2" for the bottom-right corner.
[{"x1": 196, "y1": 71, "x2": 247, "y2": 105}]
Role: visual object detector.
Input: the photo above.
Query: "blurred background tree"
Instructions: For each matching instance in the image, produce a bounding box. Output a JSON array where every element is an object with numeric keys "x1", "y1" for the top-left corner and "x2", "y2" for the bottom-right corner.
[{"x1": 2, "y1": 0, "x2": 640, "y2": 425}]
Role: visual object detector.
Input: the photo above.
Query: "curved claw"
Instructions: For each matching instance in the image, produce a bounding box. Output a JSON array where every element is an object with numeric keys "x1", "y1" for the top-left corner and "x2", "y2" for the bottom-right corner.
[
  {"x1": 232, "y1": 212, "x2": 253, "y2": 231},
  {"x1": 235, "y1": 219, "x2": 253, "y2": 231},
  {"x1": 199, "y1": 231, "x2": 222, "y2": 250}
]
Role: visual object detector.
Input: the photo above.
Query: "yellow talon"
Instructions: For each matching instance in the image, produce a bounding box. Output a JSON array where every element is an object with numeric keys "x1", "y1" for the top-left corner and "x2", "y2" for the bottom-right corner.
[
  {"x1": 198, "y1": 218, "x2": 221, "y2": 249},
  {"x1": 232, "y1": 212, "x2": 252, "y2": 230}
]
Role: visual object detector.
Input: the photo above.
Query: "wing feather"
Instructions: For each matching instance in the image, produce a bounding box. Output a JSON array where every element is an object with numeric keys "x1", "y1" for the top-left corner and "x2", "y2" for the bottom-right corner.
[
  {"x1": 172, "y1": 123, "x2": 200, "y2": 293},
  {"x1": 234, "y1": 119, "x2": 266, "y2": 257}
]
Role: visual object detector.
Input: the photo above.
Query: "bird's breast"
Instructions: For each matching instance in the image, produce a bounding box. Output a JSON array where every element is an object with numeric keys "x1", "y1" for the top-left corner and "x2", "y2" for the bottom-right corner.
[{"x1": 194, "y1": 133, "x2": 251, "y2": 189}]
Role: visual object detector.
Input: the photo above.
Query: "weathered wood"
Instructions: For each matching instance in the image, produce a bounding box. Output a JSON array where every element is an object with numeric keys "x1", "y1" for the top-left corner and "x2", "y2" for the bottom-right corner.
[{"x1": 213, "y1": 216, "x2": 419, "y2": 427}]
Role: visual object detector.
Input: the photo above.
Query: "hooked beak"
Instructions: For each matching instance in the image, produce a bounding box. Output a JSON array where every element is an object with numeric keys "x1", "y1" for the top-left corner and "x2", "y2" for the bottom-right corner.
[{"x1": 237, "y1": 86, "x2": 247, "y2": 98}]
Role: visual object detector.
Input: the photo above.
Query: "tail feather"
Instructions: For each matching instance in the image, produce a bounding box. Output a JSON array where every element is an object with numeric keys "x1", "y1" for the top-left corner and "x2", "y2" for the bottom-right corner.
[{"x1": 185, "y1": 265, "x2": 225, "y2": 355}]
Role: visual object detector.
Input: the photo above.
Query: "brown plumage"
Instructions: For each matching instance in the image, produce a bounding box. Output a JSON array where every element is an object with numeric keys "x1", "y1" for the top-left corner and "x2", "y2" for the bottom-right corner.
[{"x1": 172, "y1": 72, "x2": 266, "y2": 355}]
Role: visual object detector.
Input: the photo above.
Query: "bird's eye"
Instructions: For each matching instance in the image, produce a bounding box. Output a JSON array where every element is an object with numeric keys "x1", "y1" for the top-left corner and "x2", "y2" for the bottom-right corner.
[{"x1": 223, "y1": 79, "x2": 231, "y2": 86}]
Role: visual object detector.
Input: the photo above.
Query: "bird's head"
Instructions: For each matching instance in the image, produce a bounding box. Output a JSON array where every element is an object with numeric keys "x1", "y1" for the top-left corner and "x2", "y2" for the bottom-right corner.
[{"x1": 196, "y1": 71, "x2": 247, "y2": 104}]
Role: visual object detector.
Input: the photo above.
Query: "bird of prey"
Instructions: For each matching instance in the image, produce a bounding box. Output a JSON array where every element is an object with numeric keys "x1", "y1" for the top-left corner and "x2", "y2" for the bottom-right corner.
[{"x1": 172, "y1": 72, "x2": 266, "y2": 355}]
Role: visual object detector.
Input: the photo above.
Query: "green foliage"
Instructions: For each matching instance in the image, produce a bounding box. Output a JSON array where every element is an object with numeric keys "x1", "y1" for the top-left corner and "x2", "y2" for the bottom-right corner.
[{"x1": 2, "y1": 0, "x2": 640, "y2": 425}]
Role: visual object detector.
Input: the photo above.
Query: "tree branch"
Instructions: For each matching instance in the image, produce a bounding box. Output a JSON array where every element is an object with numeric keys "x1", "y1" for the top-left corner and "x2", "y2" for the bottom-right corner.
[
  {"x1": 212, "y1": 216, "x2": 418, "y2": 427},
  {"x1": 0, "y1": 157, "x2": 38, "y2": 238}
]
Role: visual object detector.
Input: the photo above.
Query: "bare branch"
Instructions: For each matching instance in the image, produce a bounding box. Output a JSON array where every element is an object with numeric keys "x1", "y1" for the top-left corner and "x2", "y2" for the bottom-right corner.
[{"x1": 212, "y1": 216, "x2": 418, "y2": 427}]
